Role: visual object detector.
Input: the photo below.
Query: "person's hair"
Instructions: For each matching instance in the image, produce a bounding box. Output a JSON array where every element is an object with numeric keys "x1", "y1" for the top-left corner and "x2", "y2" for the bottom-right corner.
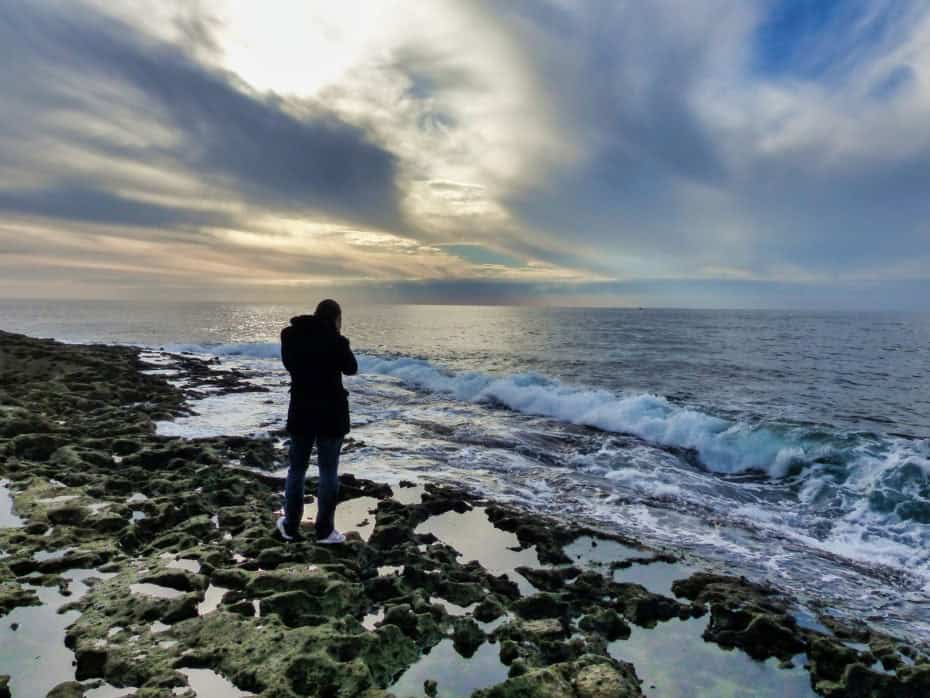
[{"x1": 314, "y1": 298, "x2": 342, "y2": 326}]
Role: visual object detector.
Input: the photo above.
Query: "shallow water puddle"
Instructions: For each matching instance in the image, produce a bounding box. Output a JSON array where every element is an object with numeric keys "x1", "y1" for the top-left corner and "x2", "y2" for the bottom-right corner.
[
  {"x1": 842, "y1": 640, "x2": 870, "y2": 653},
  {"x1": 608, "y1": 615, "x2": 817, "y2": 698},
  {"x1": 792, "y1": 605, "x2": 834, "y2": 636},
  {"x1": 84, "y1": 682, "x2": 139, "y2": 697},
  {"x1": 898, "y1": 652, "x2": 917, "y2": 666},
  {"x1": 142, "y1": 367, "x2": 181, "y2": 377},
  {"x1": 33, "y1": 546, "x2": 76, "y2": 562},
  {"x1": 300, "y1": 496, "x2": 380, "y2": 541},
  {"x1": 868, "y1": 658, "x2": 897, "y2": 676},
  {"x1": 198, "y1": 584, "x2": 231, "y2": 615},
  {"x1": 130, "y1": 583, "x2": 185, "y2": 599},
  {"x1": 166, "y1": 557, "x2": 202, "y2": 574},
  {"x1": 430, "y1": 595, "x2": 477, "y2": 617},
  {"x1": 0, "y1": 568, "x2": 114, "y2": 697},
  {"x1": 0, "y1": 480, "x2": 23, "y2": 528},
  {"x1": 388, "y1": 639, "x2": 509, "y2": 697},
  {"x1": 391, "y1": 483, "x2": 426, "y2": 505},
  {"x1": 363, "y1": 607, "x2": 385, "y2": 631},
  {"x1": 611, "y1": 560, "x2": 699, "y2": 598},
  {"x1": 563, "y1": 535, "x2": 641, "y2": 567},
  {"x1": 477, "y1": 614, "x2": 511, "y2": 633},
  {"x1": 378, "y1": 565, "x2": 403, "y2": 576},
  {"x1": 414, "y1": 506, "x2": 541, "y2": 596},
  {"x1": 178, "y1": 667, "x2": 254, "y2": 697}
]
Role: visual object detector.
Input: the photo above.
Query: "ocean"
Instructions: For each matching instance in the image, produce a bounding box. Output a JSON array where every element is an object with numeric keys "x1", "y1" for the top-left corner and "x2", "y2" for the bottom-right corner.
[{"x1": 3, "y1": 300, "x2": 929, "y2": 643}]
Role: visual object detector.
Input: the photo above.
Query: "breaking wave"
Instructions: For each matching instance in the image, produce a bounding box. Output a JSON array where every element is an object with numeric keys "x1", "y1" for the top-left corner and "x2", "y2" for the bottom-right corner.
[
  {"x1": 167, "y1": 344, "x2": 930, "y2": 501},
  {"x1": 359, "y1": 354, "x2": 930, "y2": 501}
]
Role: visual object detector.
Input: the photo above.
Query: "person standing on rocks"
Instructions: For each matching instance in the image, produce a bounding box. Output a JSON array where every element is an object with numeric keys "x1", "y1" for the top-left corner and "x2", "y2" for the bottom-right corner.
[{"x1": 277, "y1": 299, "x2": 358, "y2": 543}]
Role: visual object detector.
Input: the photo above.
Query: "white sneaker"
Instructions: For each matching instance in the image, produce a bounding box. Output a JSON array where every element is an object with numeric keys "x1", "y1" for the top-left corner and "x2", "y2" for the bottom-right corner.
[
  {"x1": 276, "y1": 516, "x2": 294, "y2": 542},
  {"x1": 317, "y1": 529, "x2": 346, "y2": 545}
]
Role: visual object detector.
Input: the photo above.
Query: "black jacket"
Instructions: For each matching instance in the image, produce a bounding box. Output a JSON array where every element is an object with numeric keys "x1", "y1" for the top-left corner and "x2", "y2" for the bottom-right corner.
[{"x1": 281, "y1": 314, "x2": 358, "y2": 437}]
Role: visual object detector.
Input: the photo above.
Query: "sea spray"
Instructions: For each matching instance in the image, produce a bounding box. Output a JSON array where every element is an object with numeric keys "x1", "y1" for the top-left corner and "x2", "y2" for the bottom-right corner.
[{"x1": 164, "y1": 343, "x2": 930, "y2": 494}]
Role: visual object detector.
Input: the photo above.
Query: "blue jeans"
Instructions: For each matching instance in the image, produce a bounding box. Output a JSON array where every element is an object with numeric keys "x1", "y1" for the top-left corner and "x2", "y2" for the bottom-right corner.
[{"x1": 283, "y1": 433, "x2": 343, "y2": 539}]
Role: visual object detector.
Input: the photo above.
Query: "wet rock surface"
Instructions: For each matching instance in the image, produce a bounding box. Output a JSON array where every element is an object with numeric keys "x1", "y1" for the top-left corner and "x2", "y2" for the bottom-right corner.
[{"x1": 1, "y1": 330, "x2": 928, "y2": 697}]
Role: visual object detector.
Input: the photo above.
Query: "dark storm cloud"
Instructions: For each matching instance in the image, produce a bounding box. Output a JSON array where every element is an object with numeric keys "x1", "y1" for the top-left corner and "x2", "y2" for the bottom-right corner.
[
  {"x1": 0, "y1": 184, "x2": 227, "y2": 228},
  {"x1": 364, "y1": 277, "x2": 930, "y2": 311},
  {"x1": 0, "y1": 1, "x2": 404, "y2": 231},
  {"x1": 496, "y1": 1, "x2": 729, "y2": 258},
  {"x1": 735, "y1": 147, "x2": 930, "y2": 273}
]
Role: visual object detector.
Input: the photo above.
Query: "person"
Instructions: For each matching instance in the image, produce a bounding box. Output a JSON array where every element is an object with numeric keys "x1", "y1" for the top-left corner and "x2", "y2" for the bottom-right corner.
[{"x1": 277, "y1": 299, "x2": 358, "y2": 543}]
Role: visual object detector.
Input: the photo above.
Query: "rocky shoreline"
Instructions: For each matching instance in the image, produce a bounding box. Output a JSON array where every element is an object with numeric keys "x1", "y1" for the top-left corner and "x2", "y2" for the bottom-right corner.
[{"x1": 1, "y1": 329, "x2": 928, "y2": 697}]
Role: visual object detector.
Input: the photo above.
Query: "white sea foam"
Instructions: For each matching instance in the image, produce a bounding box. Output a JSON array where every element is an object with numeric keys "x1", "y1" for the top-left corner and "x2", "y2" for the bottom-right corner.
[
  {"x1": 161, "y1": 344, "x2": 930, "y2": 487},
  {"x1": 357, "y1": 354, "x2": 822, "y2": 476},
  {"x1": 165, "y1": 342, "x2": 282, "y2": 359}
]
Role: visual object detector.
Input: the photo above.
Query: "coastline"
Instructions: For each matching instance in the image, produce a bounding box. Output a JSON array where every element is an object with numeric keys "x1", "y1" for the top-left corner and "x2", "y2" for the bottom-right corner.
[{"x1": 1, "y1": 330, "x2": 928, "y2": 697}]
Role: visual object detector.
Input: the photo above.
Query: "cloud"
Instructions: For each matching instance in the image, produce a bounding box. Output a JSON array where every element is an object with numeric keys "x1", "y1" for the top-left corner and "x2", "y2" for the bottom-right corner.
[
  {"x1": 0, "y1": 183, "x2": 227, "y2": 228},
  {"x1": 488, "y1": 0, "x2": 930, "y2": 284},
  {"x1": 2, "y1": 0, "x2": 929, "y2": 306},
  {"x1": 0, "y1": 0, "x2": 404, "y2": 231}
]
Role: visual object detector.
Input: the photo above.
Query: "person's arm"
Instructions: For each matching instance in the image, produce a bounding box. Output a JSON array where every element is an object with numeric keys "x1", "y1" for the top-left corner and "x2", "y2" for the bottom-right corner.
[
  {"x1": 340, "y1": 336, "x2": 358, "y2": 376},
  {"x1": 280, "y1": 327, "x2": 296, "y2": 374}
]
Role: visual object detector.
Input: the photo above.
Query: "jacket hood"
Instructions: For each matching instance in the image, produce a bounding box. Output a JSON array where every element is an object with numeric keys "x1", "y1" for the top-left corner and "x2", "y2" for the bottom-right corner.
[{"x1": 289, "y1": 314, "x2": 335, "y2": 333}]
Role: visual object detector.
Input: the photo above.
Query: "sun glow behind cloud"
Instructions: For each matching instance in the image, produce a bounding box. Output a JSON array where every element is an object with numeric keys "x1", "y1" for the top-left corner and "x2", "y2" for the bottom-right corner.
[{"x1": 214, "y1": 1, "x2": 387, "y2": 98}]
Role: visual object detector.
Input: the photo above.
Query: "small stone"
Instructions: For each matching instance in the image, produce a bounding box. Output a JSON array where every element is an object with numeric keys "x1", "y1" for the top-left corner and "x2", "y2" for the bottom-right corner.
[
  {"x1": 46, "y1": 681, "x2": 85, "y2": 698},
  {"x1": 424, "y1": 678, "x2": 438, "y2": 697},
  {"x1": 47, "y1": 505, "x2": 85, "y2": 526},
  {"x1": 500, "y1": 640, "x2": 521, "y2": 665}
]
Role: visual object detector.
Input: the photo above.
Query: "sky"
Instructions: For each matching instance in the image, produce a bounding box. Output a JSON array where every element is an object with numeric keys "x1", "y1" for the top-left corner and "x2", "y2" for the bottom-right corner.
[{"x1": 1, "y1": 0, "x2": 929, "y2": 309}]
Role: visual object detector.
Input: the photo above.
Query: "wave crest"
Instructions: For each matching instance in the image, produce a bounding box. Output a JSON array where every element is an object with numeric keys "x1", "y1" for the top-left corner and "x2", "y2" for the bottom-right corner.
[
  {"x1": 163, "y1": 343, "x2": 929, "y2": 490},
  {"x1": 358, "y1": 354, "x2": 814, "y2": 476}
]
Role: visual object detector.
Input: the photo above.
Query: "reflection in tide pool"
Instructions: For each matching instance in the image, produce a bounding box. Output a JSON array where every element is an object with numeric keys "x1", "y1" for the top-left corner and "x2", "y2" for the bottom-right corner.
[
  {"x1": 129, "y1": 582, "x2": 185, "y2": 599},
  {"x1": 0, "y1": 569, "x2": 114, "y2": 697},
  {"x1": 414, "y1": 506, "x2": 540, "y2": 596},
  {"x1": 301, "y1": 496, "x2": 380, "y2": 542},
  {"x1": 198, "y1": 584, "x2": 231, "y2": 615},
  {"x1": 612, "y1": 560, "x2": 700, "y2": 598},
  {"x1": 166, "y1": 557, "x2": 202, "y2": 574},
  {"x1": 0, "y1": 480, "x2": 23, "y2": 528},
  {"x1": 388, "y1": 640, "x2": 508, "y2": 697},
  {"x1": 391, "y1": 483, "x2": 426, "y2": 506},
  {"x1": 608, "y1": 616, "x2": 817, "y2": 698},
  {"x1": 83, "y1": 681, "x2": 140, "y2": 697},
  {"x1": 179, "y1": 667, "x2": 254, "y2": 697},
  {"x1": 563, "y1": 536, "x2": 640, "y2": 567}
]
